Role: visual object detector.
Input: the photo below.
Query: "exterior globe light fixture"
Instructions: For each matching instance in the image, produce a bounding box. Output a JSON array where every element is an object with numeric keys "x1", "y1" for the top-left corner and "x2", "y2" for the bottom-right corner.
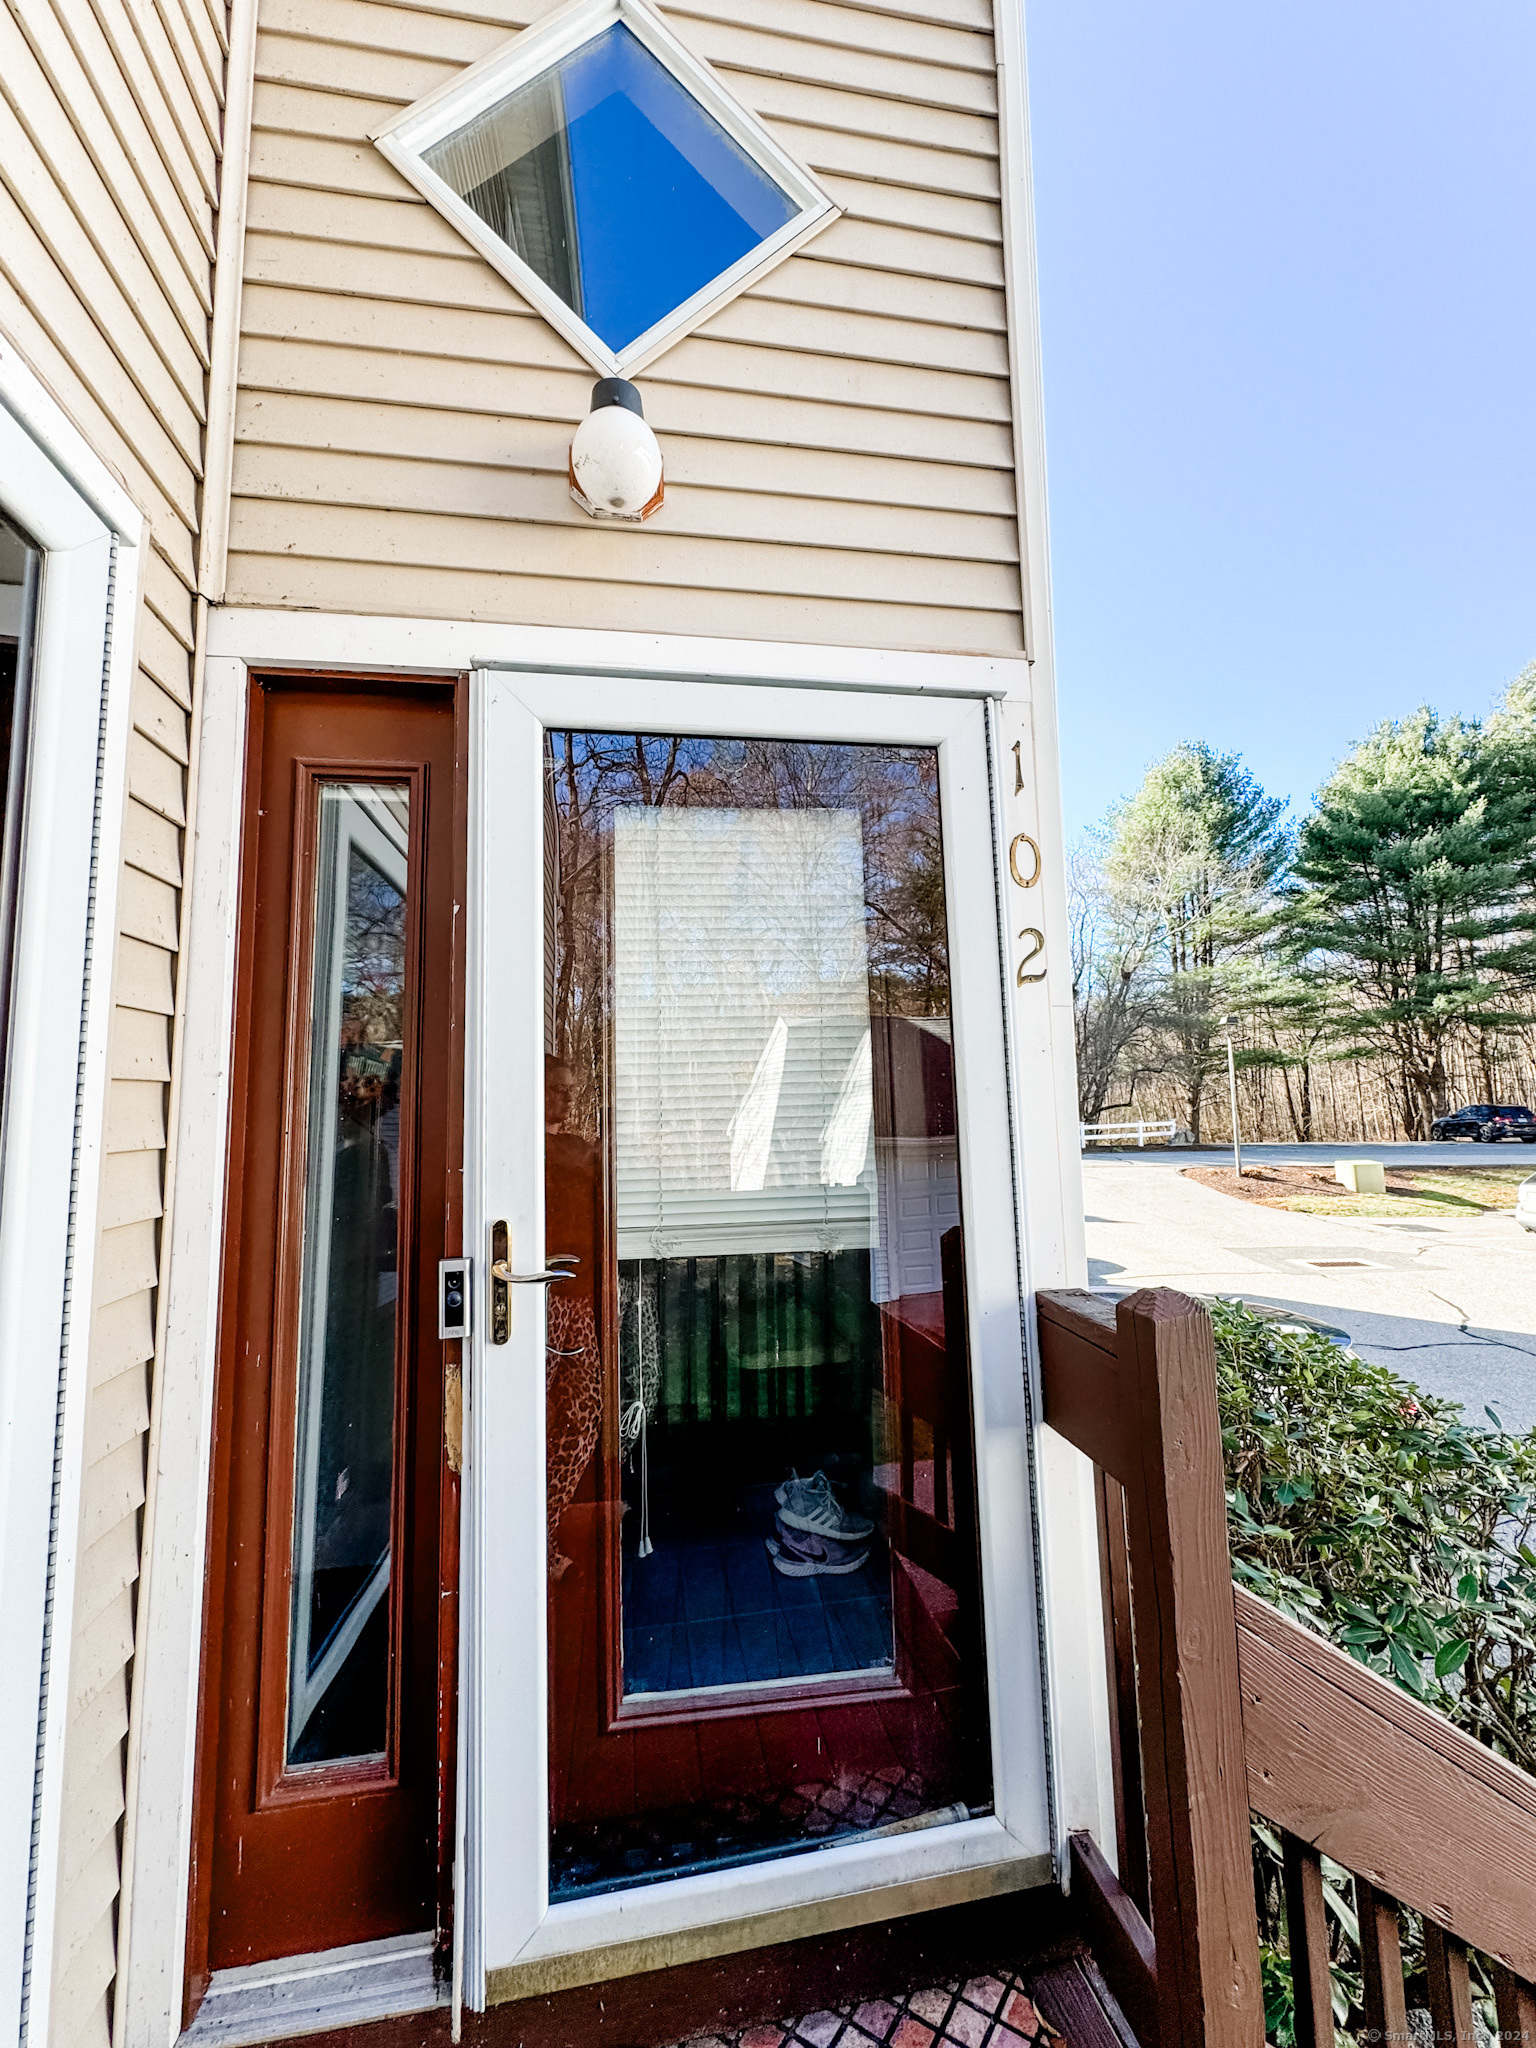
[{"x1": 569, "y1": 378, "x2": 663, "y2": 523}]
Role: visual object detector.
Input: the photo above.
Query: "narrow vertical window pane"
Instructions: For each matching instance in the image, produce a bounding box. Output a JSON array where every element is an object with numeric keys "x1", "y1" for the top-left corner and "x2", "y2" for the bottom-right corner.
[{"x1": 288, "y1": 784, "x2": 410, "y2": 1767}]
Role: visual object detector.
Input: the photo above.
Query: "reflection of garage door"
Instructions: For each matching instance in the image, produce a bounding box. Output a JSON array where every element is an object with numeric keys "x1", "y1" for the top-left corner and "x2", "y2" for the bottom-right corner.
[{"x1": 873, "y1": 1139, "x2": 961, "y2": 1303}]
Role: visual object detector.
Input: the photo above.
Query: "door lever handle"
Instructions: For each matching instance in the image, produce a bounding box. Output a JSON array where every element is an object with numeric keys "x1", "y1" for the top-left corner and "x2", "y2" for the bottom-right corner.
[
  {"x1": 488, "y1": 1226, "x2": 578, "y2": 1345},
  {"x1": 489, "y1": 1261, "x2": 576, "y2": 1285}
]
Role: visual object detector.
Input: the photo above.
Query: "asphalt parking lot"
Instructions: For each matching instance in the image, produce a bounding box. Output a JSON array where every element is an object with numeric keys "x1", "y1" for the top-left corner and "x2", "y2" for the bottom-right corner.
[{"x1": 1081, "y1": 1142, "x2": 1536, "y2": 1431}]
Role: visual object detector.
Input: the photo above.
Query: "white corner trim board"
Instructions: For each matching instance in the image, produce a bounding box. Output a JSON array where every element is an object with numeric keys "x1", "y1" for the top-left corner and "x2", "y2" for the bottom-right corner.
[
  {"x1": 988, "y1": 0, "x2": 1110, "y2": 1873},
  {"x1": 0, "y1": 335, "x2": 146, "y2": 2048},
  {"x1": 198, "y1": 0, "x2": 259, "y2": 605}
]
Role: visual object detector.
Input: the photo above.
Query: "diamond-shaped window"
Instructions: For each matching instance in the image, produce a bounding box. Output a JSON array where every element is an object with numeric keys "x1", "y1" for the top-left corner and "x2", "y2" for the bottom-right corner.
[{"x1": 375, "y1": 0, "x2": 838, "y2": 377}]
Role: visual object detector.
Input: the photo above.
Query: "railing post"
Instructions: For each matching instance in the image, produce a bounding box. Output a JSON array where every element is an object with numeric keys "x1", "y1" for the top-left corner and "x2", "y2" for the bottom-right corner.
[
  {"x1": 1494, "y1": 1966, "x2": 1536, "y2": 2045},
  {"x1": 1117, "y1": 1288, "x2": 1265, "y2": 2048},
  {"x1": 1280, "y1": 1834, "x2": 1335, "y2": 2048},
  {"x1": 1425, "y1": 1923, "x2": 1477, "y2": 2046},
  {"x1": 1356, "y1": 1880, "x2": 1408, "y2": 2044}
]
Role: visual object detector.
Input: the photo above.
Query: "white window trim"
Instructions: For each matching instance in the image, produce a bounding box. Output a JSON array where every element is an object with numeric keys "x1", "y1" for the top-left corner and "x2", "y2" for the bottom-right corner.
[
  {"x1": 371, "y1": 0, "x2": 841, "y2": 381},
  {"x1": 0, "y1": 335, "x2": 145, "y2": 2048},
  {"x1": 202, "y1": 609, "x2": 1031, "y2": 699},
  {"x1": 122, "y1": 605, "x2": 1110, "y2": 2045}
]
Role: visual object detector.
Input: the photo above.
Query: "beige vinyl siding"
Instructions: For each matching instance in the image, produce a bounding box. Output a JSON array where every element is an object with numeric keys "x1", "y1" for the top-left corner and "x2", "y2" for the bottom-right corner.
[
  {"x1": 229, "y1": 0, "x2": 1024, "y2": 653},
  {"x1": 49, "y1": 747, "x2": 186, "y2": 2048},
  {"x1": 0, "y1": 0, "x2": 221, "y2": 2040}
]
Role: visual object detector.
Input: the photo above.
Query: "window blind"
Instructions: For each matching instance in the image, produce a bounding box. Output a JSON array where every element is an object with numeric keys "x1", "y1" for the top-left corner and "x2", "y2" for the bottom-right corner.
[{"x1": 612, "y1": 807, "x2": 877, "y2": 1259}]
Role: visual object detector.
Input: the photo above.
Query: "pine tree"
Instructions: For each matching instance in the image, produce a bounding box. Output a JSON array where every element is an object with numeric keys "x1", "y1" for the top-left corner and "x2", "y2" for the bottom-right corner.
[
  {"x1": 1104, "y1": 743, "x2": 1288, "y2": 1141},
  {"x1": 1483, "y1": 665, "x2": 1536, "y2": 996},
  {"x1": 1288, "y1": 707, "x2": 1536, "y2": 1137},
  {"x1": 1238, "y1": 960, "x2": 1344, "y2": 1141}
]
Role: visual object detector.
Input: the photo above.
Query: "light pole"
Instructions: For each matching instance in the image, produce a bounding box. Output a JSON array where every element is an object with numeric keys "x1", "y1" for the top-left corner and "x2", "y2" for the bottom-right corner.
[{"x1": 1221, "y1": 1013, "x2": 1242, "y2": 1178}]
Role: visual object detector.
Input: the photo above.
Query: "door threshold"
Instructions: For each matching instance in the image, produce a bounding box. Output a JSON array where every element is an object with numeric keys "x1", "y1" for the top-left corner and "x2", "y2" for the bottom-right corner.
[{"x1": 181, "y1": 1932, "x2": 447, "y2": 2048}]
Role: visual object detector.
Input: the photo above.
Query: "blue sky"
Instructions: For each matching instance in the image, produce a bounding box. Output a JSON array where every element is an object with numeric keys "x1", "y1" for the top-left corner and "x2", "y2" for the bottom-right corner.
[{"x1": 1026, "y1": 0, "x2": 1536, "y2": 841}]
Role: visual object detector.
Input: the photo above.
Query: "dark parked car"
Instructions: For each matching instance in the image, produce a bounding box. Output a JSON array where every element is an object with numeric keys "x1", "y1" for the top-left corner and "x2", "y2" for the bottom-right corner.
[{"x1": 1430, "y1": 1103, "x2": 1536, "y2": 1143}]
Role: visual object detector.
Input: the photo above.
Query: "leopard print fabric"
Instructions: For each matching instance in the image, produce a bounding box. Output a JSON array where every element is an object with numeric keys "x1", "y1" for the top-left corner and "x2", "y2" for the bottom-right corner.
[{"x1": 545, "y1": 1291, "x2": 601, "y2": 1580}]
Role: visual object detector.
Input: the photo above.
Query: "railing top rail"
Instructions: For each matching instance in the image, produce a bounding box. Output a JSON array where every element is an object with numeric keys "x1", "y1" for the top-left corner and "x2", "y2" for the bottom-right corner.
[
  {"x1": 1035, "y1": 1283, "x2": 1536, "y2": 2042},
  {"x1": 1037, "y1": 1287, "x2": 1118, "y2": 1347},
  {"x1": 1236, "y1": 1583, "x2": 1536, "y2": 1980}
]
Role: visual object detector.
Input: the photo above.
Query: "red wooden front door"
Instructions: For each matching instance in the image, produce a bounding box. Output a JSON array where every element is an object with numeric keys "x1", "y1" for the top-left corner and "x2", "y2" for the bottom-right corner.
[{"x1": 192, "y1": 676, "x2": 462, "y2": 1992}]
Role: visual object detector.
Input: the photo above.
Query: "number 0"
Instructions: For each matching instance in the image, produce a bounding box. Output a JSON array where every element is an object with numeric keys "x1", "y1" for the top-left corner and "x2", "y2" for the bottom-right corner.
[{"x1": 1009, "y1": 833, "x2": 1041, "y2": 889}]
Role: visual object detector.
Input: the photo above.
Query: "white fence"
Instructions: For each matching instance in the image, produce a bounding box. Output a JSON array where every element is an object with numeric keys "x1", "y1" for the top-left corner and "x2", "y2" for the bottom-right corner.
[{"x1": 1080, "y1": 1119, "x2": 1179, "y2": 1148}]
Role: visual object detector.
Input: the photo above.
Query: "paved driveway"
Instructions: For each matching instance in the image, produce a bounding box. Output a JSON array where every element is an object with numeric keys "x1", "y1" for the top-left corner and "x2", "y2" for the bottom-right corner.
[{"x1": 1081, "y1": 1144, "x2": 1536, "y2": 1431}]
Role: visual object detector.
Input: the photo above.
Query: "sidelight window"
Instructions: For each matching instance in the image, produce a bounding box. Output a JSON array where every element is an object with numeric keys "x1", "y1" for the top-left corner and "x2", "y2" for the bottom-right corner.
[{"x1": 288, "y1": 784, "x2": 412, "y2": 1767}]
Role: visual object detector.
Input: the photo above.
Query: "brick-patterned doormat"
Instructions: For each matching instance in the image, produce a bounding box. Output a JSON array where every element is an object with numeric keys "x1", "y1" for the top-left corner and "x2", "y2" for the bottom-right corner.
[{"x1": 671, "y1": 1968, "x2": 1063, "y2": 2047}]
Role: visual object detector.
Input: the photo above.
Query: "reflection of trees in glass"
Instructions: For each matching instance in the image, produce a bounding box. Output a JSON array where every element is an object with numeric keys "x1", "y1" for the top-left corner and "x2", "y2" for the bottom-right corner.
[
  {"x1": 286, "y1": 811, "x2": 406, "y2": 1764},
  {"x1": 547, "y1": 733, "x2": 950, "y2": 1141},
  {"x1": 342, "y1": 854, "x2": 406, "y2": 1055}
]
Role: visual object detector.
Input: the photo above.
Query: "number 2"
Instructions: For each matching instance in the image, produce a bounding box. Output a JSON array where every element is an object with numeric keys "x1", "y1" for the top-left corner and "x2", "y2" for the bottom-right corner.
[{"x1": 1016, "y1": 928, "x2": 1045, "y2": 984}]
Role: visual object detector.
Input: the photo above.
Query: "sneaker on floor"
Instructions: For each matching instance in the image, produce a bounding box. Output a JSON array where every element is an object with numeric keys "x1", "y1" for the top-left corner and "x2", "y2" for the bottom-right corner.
[
  {"x1": 773, "y1": 1469, "x2": 874, "y2": 1542},
  {"x1": 766, "y1": 1516, "x2": 869, "y2": 1578},
  {"x1": 773, "y1": 1510, "x2": 870, "y2": 1567}
]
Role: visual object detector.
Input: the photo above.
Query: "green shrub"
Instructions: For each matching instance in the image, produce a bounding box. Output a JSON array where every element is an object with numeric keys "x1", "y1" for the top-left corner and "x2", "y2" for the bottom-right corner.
[
  {"x1": 1210, "y1": 1299, "x2": 1535, "y2": 2039},
  {"x1": 1211, "y1": 1295, "x2": 1536, "y2": 1772}
]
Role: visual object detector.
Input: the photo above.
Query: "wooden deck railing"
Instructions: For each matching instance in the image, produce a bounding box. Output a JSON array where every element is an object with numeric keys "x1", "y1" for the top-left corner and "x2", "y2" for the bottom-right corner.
[{"x1": 1036, "y1": 1286, "x2": 1536, "y2": 2048}]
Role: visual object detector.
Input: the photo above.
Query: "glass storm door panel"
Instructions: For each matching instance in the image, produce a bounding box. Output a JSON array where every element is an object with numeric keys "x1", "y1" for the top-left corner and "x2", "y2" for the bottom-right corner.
[
  {"x1": 541, "y1": 732, "x2": 991, "y2": 1899},
  {"x1": 199, "y1": 681, "x2": 460, "y2": 1976}
]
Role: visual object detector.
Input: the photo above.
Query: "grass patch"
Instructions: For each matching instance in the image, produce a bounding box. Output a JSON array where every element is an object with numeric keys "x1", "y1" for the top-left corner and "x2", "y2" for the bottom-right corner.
[{"x1": 1184, "y1": 1162, "x2": 1529, "y2": 1216}]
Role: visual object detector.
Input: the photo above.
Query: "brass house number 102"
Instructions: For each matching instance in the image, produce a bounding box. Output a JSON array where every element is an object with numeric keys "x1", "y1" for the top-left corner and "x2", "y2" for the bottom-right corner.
[
  {"x1": 1009, "y1": 740, "x2": 1045, "y2": 985},
  {"x1": 1010, "y1": 829, "x2": 1045, "y2": 983}
]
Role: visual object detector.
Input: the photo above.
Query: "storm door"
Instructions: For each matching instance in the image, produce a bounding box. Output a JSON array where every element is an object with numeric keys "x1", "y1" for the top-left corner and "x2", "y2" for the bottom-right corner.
[{"x1": 470, "y1": 675, "x2": 1039, "y2": 1981}]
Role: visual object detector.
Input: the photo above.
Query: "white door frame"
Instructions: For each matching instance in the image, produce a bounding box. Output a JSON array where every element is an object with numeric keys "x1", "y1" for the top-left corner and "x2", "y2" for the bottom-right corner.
[
  {"x1": 0, "y1": 336, "x2": 145, "y2": 2048},
  {"x1": 123, "y1": 609, "x2": 1111, "y2": 2045}
]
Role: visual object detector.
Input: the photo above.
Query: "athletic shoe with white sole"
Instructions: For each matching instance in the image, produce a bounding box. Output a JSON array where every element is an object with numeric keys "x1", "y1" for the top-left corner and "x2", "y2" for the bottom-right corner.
[
  {"x1": 765, "y1": 1514, "x2": 869, "y2": 1578},
  {"x1": 773, "y1": 1469, "x2": 874, "y2": 1543}
]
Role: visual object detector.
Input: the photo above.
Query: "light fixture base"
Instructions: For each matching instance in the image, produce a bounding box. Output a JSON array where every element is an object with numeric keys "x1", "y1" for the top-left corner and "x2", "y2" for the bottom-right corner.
[{"x1": 568, "y1": 452, "x2": 664, "y2": 523}]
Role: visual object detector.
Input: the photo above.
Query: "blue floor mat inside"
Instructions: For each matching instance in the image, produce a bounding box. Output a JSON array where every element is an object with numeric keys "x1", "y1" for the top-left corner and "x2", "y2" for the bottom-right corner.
[{"x1": 621, "y1": 1503, "x2": 893, "y2": 1695}]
